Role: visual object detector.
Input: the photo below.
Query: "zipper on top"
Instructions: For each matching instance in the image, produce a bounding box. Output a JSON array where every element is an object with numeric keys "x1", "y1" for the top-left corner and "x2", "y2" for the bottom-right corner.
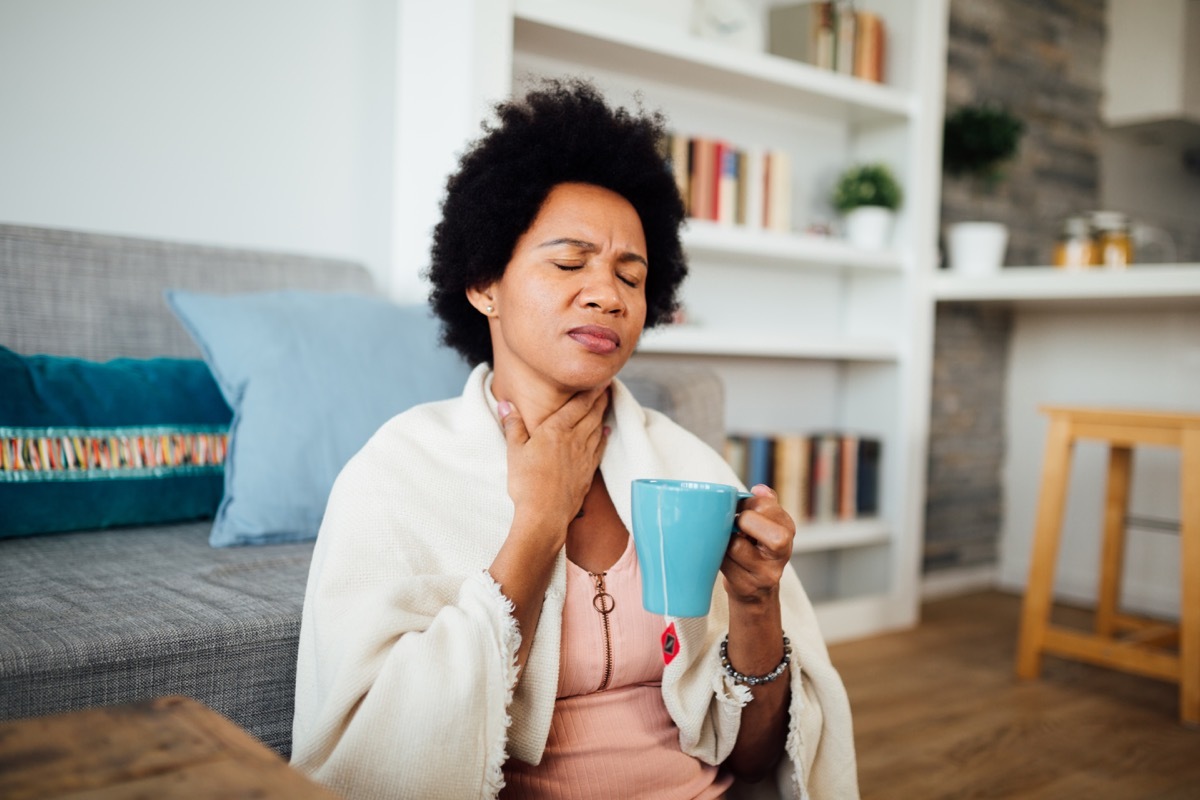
[{"x1": 588, "y1": 571, "x2": 615, "y2": 691}]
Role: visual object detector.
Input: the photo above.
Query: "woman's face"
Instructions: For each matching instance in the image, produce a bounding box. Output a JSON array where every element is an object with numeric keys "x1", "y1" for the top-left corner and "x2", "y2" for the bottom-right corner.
[{"x1": 471, "y1": 182, "x2": 649, "y2": 395}]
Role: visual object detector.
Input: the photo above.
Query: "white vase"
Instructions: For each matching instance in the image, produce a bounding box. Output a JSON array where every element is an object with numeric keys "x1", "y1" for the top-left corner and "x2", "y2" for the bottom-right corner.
[
  {"x1": 843, "y1": 206, "x2": 894, "y2": 250},
  {"x1": 947, "y1": 222, "x2": 1009, "y2": 276}
]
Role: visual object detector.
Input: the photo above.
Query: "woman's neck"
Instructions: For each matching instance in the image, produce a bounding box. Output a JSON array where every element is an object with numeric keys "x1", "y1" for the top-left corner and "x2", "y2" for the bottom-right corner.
[{"x1": 489, "y1": 367, "x2": 576, "y2": 432}]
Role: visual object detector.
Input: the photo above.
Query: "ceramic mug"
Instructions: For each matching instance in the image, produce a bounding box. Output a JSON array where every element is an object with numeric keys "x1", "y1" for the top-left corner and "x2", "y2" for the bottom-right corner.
[{"x1": 630, "y1": 478, "x2": 752, "y2": 617}]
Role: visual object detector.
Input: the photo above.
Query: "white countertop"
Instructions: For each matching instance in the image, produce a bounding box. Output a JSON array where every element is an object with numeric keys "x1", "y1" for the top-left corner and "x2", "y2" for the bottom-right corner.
[{"x1": 932, "y1": 264, "x2": 1200, "y2": 308}]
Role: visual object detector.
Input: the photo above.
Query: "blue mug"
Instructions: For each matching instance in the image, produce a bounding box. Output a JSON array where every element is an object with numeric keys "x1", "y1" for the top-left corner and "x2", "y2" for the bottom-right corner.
[{"x1": 630, "y1": 479, "x2": 752, "y2": 617}]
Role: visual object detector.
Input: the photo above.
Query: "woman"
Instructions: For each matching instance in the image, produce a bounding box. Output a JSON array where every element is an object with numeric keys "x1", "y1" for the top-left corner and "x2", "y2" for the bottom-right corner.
[{"x1": 291, "y1": 79, "x2": 858, "y2": 799}]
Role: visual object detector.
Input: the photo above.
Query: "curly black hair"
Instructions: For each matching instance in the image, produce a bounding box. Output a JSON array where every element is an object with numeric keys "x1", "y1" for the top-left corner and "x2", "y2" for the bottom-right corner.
[{"x1": 426, "y1": 78, "x2": 688, "y2": 367}]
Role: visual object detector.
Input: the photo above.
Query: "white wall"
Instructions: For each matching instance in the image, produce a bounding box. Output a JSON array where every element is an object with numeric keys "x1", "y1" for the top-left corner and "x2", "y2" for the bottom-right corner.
[
  {"x1": 999, "y1": 307, "x2": 1200, "y2": 618},
  {"x1": 0, "y1": 0, "x2": 398, "y2": 286}
]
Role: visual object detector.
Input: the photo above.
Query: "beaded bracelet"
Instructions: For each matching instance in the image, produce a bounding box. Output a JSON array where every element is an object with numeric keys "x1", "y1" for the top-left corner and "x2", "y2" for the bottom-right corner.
[{"x1": 719, "y1": 635, "x2": 792, "y2": 687}]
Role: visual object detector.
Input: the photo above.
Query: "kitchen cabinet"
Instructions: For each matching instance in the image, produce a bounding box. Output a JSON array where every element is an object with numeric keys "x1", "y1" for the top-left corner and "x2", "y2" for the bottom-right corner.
[{"x1": 1104, "y1": 0, "x2": 1200, "y2": 150}]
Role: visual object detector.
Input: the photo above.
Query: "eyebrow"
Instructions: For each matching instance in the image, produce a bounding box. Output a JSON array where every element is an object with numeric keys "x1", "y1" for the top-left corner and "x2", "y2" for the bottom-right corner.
[{"x1": 538, "y1": 238, "x2": 648, "y2": 268}]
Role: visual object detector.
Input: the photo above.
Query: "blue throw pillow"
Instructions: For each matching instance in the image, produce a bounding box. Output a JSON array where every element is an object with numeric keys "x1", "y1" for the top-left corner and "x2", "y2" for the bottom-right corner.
[
  {"x1": 0, "y1": 346, "x2": 232, "y2": 538},
  {"x1": 165, "y1": 290, "x2": 471, "y2": 547}
]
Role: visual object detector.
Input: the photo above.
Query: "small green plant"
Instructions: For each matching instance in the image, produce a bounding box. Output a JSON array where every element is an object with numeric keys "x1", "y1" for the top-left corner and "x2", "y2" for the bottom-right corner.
[
  {"x1": 942, "y1": 104, "x2": 1024, "y2": 185},
  {"x1": 832, "y1": 163, "x2": 903, "y2": 212}
]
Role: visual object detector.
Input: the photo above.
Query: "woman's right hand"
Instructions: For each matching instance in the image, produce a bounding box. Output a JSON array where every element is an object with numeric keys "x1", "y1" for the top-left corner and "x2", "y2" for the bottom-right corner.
[{"x1": 497, "y1": 385, "x2": 610, "y2": 546}]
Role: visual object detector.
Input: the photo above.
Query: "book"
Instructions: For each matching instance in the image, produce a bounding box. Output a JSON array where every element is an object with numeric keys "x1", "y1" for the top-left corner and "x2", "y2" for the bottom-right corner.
[
  {"x1": 745, "y1": 435, "x2": 776, "y2": 489},
  {"x1": 835, "y1": 4, "x2": 857, "y2": 75},
  {"x1": 689, "y1": 137, "x2": 714, "y2": 221},
  {"x1": 765, "y1": 149, "x2": 792, "y2": 232},
  {"x1": 809, "y1": 432, "x2": 840, "y2": 522},
  {"x1": 773, "y1": 434, "x2": 811, "y2": 521},
  {"x1": 856, "y1": 437, "x2": 882, "y2": 515},
  {"x1": 838, "y1": 434, "x2": 858, "y2": 520},
  {"x1": 853, "y1": 11, "x2": 886, "y2": 83},
  {"x1": 767, "y1": 2, "x2": 821, "y2": 66},
  {"x1": 716, "y1": 142, "x2": 739, "y2": 227},
  {"x1": 735, "y1": 150, "x2": 749, "y2": 227},
  {"x1": 742, "y1": 146, "x2": 765, "y2": 230},
  {"x1": 669, "y1": 133, "x2": 691, "y2": 215},
  {"x1": 813, "y1": 2, "x2": 836, "y2": 71}
]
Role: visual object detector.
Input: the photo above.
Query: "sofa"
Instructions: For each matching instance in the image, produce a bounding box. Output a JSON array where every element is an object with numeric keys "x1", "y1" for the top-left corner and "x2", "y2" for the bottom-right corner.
[{"x1": 0, "y1": 222, "x2": 726, "y2": 757}]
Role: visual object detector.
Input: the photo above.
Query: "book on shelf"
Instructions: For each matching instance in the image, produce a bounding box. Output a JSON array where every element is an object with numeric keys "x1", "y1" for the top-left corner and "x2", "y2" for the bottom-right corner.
[
  {"x1": 766, "y1": 2, "x2": 886, "y2": 84},
  {"x1": 668, "y1": 134, "x2": 690, "y2": 216},
  {"x1": 724, "y1": 431, "x2": 882, "y2": 524},
  {"x1": 663, "y1": 132, "x2": 790, "y2": 232},
  {"x1": 853, "y1": 10, "x2": 886, "y2": 83},
  {"x1": 745, "y1": 435, "x2": 775, "y2": 488},
  {"x1": 764, "y1": 149, "x2": 792, "y2": 233},
  {"x1": 834, "y1": 4, "x2": 856, "y2": 75}
]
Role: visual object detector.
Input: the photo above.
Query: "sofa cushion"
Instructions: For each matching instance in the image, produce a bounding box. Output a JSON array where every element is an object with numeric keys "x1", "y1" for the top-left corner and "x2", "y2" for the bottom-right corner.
[
  {"x1": 0, "y1": 522, "x2": 313, "y2": 756},
  {"x1": 0, "y1": 346, "x2": 232, "y2": 538},
  {"x1": 166, "y1": 290, "x2": 471, "y2": 547}
]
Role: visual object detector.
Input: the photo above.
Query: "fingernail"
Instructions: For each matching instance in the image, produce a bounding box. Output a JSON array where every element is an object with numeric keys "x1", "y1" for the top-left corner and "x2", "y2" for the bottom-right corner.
[
  {"x1": 603, "y1": 425, "x2": 612, "y2": 436},
  {"x1": 497, "y1": 400, "x2": 511, "y2": 418}
]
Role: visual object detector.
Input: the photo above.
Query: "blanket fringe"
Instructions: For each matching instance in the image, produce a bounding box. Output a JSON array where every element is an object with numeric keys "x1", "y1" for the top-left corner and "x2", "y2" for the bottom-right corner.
[
  {"x1": 476, "y1": 570, "x2": 523, "y2": 800},
  {"x1": 784, "y1": 656, "x2": 807, "y2": 800}
]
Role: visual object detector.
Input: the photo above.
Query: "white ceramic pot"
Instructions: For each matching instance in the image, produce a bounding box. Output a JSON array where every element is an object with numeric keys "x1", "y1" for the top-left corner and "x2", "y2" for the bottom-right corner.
[
  {"x1": 843, "y1": 206, "x2": 894, "y2": 250},
  {"x1": 947, "y1": 222, "x2": 1009, "y2": 276}
]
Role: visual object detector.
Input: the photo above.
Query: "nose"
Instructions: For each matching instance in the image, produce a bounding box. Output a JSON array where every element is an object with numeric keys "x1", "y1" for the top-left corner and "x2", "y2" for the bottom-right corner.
[{"x1": 579, "y1": 267, "x2": 625, "y2": 315}]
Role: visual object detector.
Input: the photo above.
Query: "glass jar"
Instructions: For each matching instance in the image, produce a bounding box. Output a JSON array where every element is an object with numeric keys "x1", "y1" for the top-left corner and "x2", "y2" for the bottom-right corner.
[
  {"x1": 1052, "y1": 216, "x2": 1095, "y2": 269},
  {"x1": 1090, "y1": 210, "x2": 1134, "y2": 268}
]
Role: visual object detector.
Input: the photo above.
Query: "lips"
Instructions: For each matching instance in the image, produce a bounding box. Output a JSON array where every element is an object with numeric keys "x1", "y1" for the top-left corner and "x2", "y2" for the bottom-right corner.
[{"x1": 567, "y1": 325, "x2": 621, "y2": 354}]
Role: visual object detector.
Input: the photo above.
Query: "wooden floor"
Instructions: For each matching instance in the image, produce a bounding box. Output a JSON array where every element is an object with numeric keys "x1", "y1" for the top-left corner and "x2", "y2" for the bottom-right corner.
[{"x1": 828, "y1": 591, "x2": 1200, "y2": 800}]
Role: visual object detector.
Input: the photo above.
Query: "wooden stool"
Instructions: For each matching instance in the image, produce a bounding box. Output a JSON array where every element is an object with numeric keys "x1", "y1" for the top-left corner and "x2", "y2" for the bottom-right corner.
[{"x1": 1015, "y1": 406, "x2": 1200, "y2": 725}]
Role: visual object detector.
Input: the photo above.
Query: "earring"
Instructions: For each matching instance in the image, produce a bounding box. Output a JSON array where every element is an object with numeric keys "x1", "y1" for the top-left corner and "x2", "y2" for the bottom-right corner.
[{"x1": 485, "y1": 305, "x2": 494, "y2": 314}]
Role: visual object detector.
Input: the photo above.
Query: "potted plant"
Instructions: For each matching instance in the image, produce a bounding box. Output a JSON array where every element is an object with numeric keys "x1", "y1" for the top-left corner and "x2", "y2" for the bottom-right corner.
[
  {"x1": 832, "y1": 162, "x2": 903, "y2": 250},
  {"x1": 941, "y1": 103, "x2": 1025, "y2": 275}
]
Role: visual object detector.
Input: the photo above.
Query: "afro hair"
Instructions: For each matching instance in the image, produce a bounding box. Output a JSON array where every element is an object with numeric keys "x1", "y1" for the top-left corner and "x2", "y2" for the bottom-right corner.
[{"x1": 425, "y1": 78, "x2": 688, "y2": 367}]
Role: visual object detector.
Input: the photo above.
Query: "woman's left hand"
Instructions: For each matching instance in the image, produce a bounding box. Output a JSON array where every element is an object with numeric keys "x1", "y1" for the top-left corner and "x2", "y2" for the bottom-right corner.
[{"x1": 720, "y1": 485, "x2": 796, "y2": 606}]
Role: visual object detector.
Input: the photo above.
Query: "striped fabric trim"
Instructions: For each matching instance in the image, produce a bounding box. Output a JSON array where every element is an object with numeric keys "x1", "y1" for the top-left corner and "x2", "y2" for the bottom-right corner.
[{"x1": 0, "y1": 425, "x2": 228, "y2": 483}]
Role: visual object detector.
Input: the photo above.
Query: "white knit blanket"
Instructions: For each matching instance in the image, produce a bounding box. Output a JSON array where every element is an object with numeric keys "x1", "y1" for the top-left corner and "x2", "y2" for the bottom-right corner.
[{"x1": 291, "y1": 364, "x2": 859, "y2": 799}]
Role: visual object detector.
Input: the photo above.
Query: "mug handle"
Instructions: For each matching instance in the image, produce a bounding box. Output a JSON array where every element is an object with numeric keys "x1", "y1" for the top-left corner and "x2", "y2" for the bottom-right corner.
[{"x1": 733, "y1": 491, "x2": 754, "y2": 533}]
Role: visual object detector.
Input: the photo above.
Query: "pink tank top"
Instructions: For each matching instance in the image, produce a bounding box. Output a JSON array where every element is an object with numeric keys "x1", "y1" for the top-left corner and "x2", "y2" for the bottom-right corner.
[{"x1": 501, "y1": 535, "x2": 732, "y2": 799}]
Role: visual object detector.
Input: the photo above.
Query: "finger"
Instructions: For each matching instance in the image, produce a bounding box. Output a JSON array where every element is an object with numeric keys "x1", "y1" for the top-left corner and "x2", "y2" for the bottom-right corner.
[
  {"x1": 721, "y1": 543, "x2": 788, "y2": 597},
  {"x1": 591, "y1": 423, "x2": 611, "y2": 467},
  {"x1": 579, "y1": 388, "x2": 611, "y2": 432},
  {"x1": 729, "y1": 526, "x2": 790, "y2": 563},
  {"x1": 497, "y1": 399, "x2": 529, "y2": 445},
  {"x1": 552, "y1": 384, "x2": 610, "y2": 429},
  {"x1": 734, "y1": 511, "x2": 793, "y2": 559},
  {"x1": 739, "y1": 484, "x2": 792, "y2": 527},
  {"x1": 721, "y1": 547, "x2": 773, "y2": 584}
]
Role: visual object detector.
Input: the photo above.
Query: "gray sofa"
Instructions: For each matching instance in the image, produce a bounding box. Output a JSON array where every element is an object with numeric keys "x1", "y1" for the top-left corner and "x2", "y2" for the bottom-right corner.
[{"x1": 0, "y1": 222, "x2": 725, "y2": 756}]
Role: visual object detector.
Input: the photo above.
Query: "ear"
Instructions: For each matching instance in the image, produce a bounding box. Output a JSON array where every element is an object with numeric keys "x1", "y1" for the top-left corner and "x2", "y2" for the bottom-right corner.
[{"x1": 466, "y1": 284, "x2": 496, "y2": 317}]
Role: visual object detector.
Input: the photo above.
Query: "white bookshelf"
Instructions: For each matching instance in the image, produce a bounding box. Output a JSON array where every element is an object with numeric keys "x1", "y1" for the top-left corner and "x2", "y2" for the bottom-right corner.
[{"x1": 394, "y1": 0, "x2": 949, "y2": 643}]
